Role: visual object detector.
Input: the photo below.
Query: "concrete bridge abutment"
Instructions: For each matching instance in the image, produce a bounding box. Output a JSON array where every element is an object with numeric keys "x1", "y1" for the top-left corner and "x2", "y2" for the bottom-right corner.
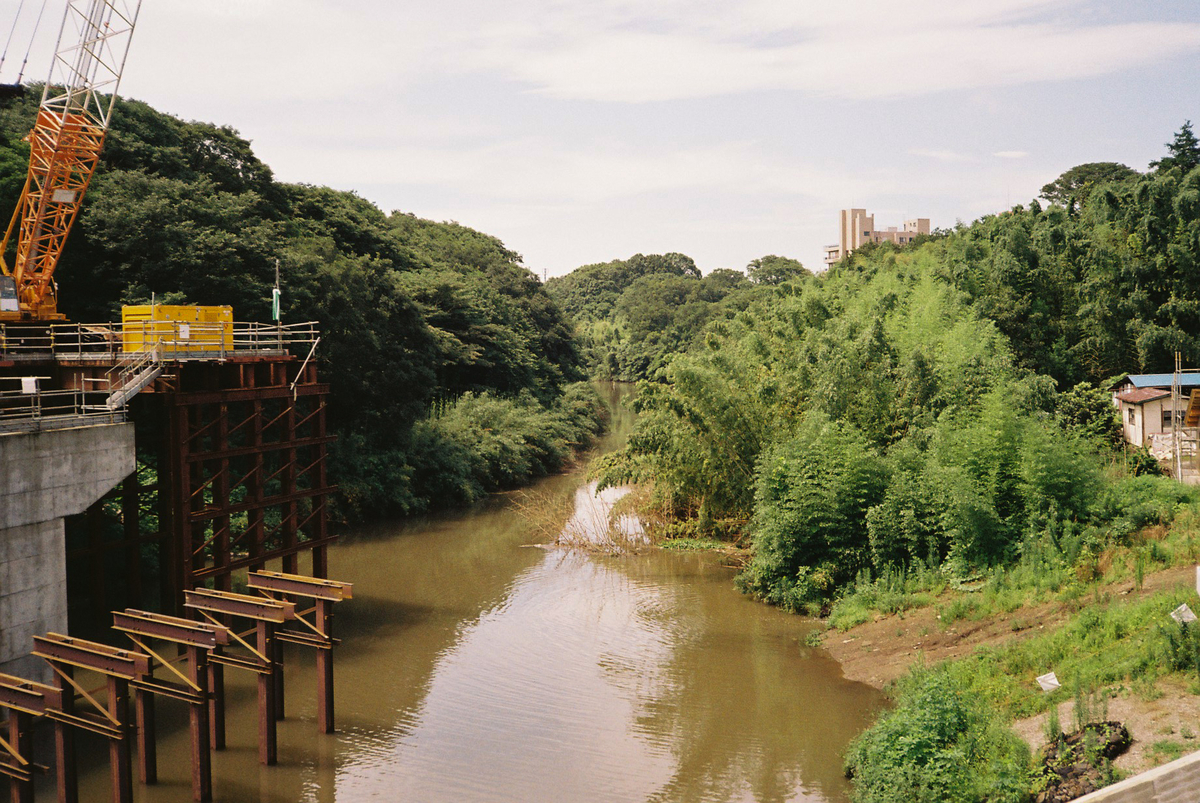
[{"x1": 0, "y1": 422, "x2": 135, "y2": 680}]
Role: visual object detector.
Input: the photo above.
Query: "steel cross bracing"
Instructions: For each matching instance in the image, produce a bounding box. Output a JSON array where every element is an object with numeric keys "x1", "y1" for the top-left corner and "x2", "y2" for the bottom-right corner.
[
  {"x1": 32, "y1": 633, "x2": 150, "y2": 803},
  {"x1": 112, "y1": 609, "x2": 228, "y2": 802},
  {"x1": 183, "y1": 589, "x2": 294, "y2": 766},
  {"x1": 247, "y1": 570, "x2": 352, "y2": 734},
  {"x1": 0, "y1": 580, "x2": 351, "y2": 803},
  {"x1": 59, "y1": 357, "x2": 337, "y2": 630}
]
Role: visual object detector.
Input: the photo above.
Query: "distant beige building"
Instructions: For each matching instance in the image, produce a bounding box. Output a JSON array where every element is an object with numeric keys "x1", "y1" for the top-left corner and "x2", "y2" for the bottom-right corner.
[{"x1": 823, "y1": 209, "x2": 930, "y2": 267}]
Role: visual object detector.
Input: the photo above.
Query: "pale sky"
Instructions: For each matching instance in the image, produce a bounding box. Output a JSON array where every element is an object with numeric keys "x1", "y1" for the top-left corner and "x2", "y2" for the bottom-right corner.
[{"x1": 2, "y1": 0, "x2": 1198, "y2": 276}]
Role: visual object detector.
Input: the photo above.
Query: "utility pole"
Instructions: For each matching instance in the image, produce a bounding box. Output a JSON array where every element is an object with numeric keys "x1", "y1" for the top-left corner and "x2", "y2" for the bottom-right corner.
[
  {"x1": 1175, "y1": 351, "x2": 1183, "y2": 480},
  {"x1": 272, "y1": 259, "x2": 281, "y2": 321},
  {"x1": 273, "y1": 259, "x2": 282, "y2": 351}
]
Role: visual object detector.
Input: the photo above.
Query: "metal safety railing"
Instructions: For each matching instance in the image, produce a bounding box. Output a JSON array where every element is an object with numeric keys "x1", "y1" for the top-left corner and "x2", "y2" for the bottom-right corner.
[
  {"x1": 0, "y1": 320, "x2": 320, "y2": 362},
  {"x1": 0, "y1": 381, "x2": 125, "y2": 433}
]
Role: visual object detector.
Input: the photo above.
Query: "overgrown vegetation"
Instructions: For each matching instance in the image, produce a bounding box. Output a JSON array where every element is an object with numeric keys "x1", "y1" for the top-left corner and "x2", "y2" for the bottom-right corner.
[
  {"x1": 583, "y1": 122, "x2": 1200, "y2": 617},
  {"x1": 0, "y1": 89, "x2": 600, "y2": 520},
  {"x1": 844, "y1": 665, "x2": 1032, "y2": 803},
  {"x1": 827, "y1": 475, "x2": 1200, "y2": 628},
  {"x1": 541, "y1": 122, "x2": 1200, "y2": 800}
]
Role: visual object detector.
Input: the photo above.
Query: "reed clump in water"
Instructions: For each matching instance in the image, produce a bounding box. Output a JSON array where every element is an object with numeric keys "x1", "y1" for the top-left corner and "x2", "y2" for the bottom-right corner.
[{"x1": 510, "y1": 487, "x2": 577, "y2": 543}]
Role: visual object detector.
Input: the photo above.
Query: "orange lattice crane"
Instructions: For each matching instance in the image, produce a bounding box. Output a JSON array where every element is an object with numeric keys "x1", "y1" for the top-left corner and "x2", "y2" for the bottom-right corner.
[{"x1": 0, "y1": 0, "x2": 142, "y2": 322}]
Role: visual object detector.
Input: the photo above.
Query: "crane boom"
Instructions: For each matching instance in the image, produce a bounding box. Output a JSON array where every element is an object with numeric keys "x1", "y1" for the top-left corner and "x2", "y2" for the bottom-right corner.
[{"x1": 0, "y1": 0, "x2": 141, "y2": 321}]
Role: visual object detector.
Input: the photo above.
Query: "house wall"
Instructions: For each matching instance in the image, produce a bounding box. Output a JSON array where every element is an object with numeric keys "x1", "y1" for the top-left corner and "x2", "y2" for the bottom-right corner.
[
  {"x1": 1124, "y1": 404, "x2": 1144, "y2": 446},
  {"x1": 1146, "y1": 398, "x2": 1166, "y2": 440},
  {"x1": 1118, "y1": 397, "x2": 1185, "y2": 447}
]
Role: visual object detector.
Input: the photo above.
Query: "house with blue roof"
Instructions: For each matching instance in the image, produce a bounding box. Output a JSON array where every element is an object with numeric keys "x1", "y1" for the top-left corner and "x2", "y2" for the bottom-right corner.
[{"x1": 1109, "y1": 373, "x2": 1200, "y2": 452}]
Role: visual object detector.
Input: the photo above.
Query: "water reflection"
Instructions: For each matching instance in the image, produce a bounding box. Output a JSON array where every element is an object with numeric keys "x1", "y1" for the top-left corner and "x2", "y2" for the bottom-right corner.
[
  {"x1": 559, "y1": 481, "x2": 646, "y2": 546},
  {"x1": 74, "y1": 384, "x2": 884, "y2": 802},
  {"x1": 334, "y1": 543, "x2": 882, "y2": 802}
]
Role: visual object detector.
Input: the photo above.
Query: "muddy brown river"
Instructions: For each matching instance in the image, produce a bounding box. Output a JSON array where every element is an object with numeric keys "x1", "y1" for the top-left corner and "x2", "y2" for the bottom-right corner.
[{"x1": 76, "y1": 383, "x2": 885, "y2": 802}]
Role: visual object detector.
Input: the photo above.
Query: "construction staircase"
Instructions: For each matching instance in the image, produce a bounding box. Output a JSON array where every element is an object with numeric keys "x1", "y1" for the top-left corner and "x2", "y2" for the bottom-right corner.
[{"x1": 97, "y1": 347, "x2": 162, "y2": 411}]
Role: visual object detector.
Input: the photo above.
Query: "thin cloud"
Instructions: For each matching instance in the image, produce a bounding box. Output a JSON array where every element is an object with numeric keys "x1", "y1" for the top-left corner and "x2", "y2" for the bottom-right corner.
[
  {"x1": 994, "y1": 150, "x2": 1030, "y2": 159},
  {"x1": 454, "y1": 3, "x2": 1200, "y2": 103}
]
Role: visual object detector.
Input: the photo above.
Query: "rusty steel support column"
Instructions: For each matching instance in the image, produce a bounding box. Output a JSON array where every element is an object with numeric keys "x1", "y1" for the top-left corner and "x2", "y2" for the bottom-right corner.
[
  {"x1": 249, "y1": 399, "x2": 265, "y2": 569},
  {"x1": 273, "y1": 638, "x2": 284, "y2": 722},
  {"x1": 316, "y1": 598, "x2": 334, "y2": 734},
  {"x1": 214, "y1": 404, "x2": 231, "y2": 592},
  {"x1": 53, "y1": 666, "x2": 76, "y2": 803},
  {"x1": 134, "y1": 688, "x2": 155, "y2": 784},
  {"x1": 7, "y1": 711, "x2": 33, "y2": 803},
  {"x1": 160, "y1": 402, "x2": 181, "y2": 616},
  {"x1": 312, "y1": 394, "x2": 330, "y2": 580},
  {"x1": 187, "y1": 646, "x2": 212, "y2": 802},
  {"x1": 207, "y1": 659, "x2": 225, "y2": 750},
  {"x1": 256, "y1": 621, "x2": 277, "y2": 766},
  {"x1": 105, "y1": 677, "x2": 132, "y2": 803},
  {"x1": 282, "y1": 399, "x2": 298, "y2": 575}
]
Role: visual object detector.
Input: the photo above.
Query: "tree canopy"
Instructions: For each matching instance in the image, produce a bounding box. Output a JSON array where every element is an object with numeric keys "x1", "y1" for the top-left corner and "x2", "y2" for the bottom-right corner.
[
  {"x1": 546, "y1": 253, "x2": 808, "y2": 380},
  {"x1": 746, "y1": 254, "x2": 810, "y2": 285},
  {"x1": 1039, "y1": 162, "x2": 1138, "y2": 210},
  {"x1": 1151, "y1": 120, "x2": 1200, "y2": 174}
]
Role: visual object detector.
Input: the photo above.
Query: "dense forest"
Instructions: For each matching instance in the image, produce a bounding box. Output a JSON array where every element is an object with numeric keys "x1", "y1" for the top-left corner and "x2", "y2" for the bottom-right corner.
[
  {"x1": 545, "y1": 252, "x2": 808, "y2": 379},
  {"x1": 0, "y1": 89, "x2": 605, "y2": 520},
  {"x1": 573, "y1": 123, "x2": 1200, "y2": 613}
]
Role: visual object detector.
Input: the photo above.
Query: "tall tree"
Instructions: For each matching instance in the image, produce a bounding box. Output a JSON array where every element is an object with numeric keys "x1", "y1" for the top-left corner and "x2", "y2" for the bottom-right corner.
[
  {"x1": 1150, "y1": 120, "x2": 1200, "y2": 174},
  {"x1": 746, "y1": 254, "x2": 809, "y2": 285},
  {"x1": 1039, "y1": 162, "x2": 1137, "y2": 210}
]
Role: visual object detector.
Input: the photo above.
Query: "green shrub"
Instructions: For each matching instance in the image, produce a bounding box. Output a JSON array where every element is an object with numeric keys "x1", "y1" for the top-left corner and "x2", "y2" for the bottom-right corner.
[
  {"x1": 736, "y1": 415, "x2": 888, "y2": 610},
  {"x1": 1161, "y1": 620, "x2": 1200, "y2": 678},
  {"x1": 1097, "y1": 475, "x2": 1200, "y2": 536},
  {"x1": 845, "y1": 665, "x2": 1032, "y2": 803},
  {"x1": 407, "y1": 382, "x2": 604, "y2": 509}
]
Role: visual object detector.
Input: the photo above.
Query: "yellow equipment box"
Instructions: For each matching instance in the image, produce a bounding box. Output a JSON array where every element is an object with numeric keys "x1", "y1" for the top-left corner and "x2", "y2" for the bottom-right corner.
[{"x1": 121, "y1": 305, "x2": 234, "y2": 353}]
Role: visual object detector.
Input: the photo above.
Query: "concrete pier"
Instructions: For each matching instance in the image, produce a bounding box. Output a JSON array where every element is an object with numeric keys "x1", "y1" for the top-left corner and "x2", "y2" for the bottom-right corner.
[{"x1": 0, "y1": 422, "x2": 135, "y2": 679}]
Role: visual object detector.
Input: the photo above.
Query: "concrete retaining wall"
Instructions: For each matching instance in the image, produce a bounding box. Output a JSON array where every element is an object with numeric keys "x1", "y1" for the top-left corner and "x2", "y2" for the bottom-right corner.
[
  {"x1": 1075, "y1": 750, "x2": 1200, "y2": 803},
  {"x1": 0, "y1": 423, "x2": 134, "y2": 679}
]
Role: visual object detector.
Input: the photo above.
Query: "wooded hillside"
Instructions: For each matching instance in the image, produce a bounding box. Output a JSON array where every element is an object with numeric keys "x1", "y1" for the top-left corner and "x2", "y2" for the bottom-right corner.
[
  {"x1": 0, "y1": 90, "x2": 601, "y2": 520},
  {"x1": 567, "y1": 125, "x2": 1200, "y2": 611}
]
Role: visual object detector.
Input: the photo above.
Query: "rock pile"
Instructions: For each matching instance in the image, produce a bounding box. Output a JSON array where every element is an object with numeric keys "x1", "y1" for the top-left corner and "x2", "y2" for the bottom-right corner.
[{"x1": 1035, "y1": 721, "x2": 1131, "y2": 803}]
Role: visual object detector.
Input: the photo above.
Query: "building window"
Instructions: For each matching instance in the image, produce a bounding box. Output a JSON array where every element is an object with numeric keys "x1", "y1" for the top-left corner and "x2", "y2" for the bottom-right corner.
[
  {"x1": 1128, "y1": 408, "x2": 1135, "y2": 424},
  {"x1": 864, "y1": 231, "x2": 870, "y2": 237},
  {"x1": 1163, "y1": 409, "x2": 1184, "y2": 429}
]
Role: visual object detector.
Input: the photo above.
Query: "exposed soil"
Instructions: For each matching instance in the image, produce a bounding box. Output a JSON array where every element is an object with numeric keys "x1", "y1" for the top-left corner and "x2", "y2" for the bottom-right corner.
[
  {"x1": 822, "y1": 564, "x2": 1200, "y2": 776},
  {"x1": 1013, "y1": 681, "x2": 1200, "y2": 776}
]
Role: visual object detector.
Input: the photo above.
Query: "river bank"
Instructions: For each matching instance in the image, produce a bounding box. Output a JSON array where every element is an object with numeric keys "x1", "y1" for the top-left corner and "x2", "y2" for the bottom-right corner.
[{"x1": 820, "y1": 561, "x2": 1200, "y2": 778}]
